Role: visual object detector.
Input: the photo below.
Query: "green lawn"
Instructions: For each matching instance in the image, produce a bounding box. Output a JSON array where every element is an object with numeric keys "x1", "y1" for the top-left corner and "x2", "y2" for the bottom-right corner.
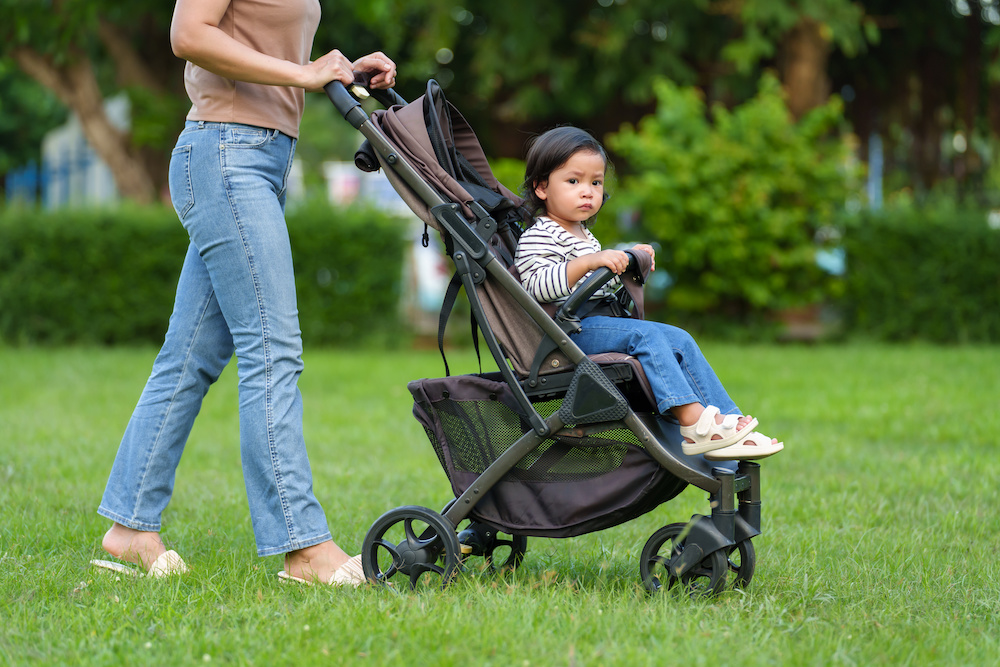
[{"x1": 1, "y1": 343, "x2": 998, "y2": 665}]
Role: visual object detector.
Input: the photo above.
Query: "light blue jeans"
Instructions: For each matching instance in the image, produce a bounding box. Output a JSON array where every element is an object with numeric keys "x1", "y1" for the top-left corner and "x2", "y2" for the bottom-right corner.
[
  {"x1": 98, "y1": 121, "x2": 331, "y2": 557},
  {"x1": 571, "y1": 316, "x2": 740, "y2": 417}
]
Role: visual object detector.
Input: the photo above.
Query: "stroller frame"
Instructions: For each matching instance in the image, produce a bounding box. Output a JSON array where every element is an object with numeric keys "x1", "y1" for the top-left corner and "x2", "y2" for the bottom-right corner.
[{"x1": 328, "y1": 79, "x2": 765, "y2": 595}]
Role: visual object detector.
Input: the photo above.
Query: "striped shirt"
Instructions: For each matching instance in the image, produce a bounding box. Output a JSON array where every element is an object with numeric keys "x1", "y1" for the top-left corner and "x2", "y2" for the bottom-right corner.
[{"x1": 514, "y1": 216, "x2": 621, "y2": 305}]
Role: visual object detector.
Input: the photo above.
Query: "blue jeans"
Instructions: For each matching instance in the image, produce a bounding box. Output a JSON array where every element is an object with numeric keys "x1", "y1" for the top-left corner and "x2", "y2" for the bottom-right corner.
[
  {"x1": 98, "y1": 121, "x2": 331, "y2": 557},
  {"x1": 571, "y1": 316, "x2": 739, "y2": 417}
]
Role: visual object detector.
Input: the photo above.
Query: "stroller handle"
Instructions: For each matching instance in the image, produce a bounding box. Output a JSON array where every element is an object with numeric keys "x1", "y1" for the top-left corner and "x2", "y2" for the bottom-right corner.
[
  {"x1": 555, "y1": 250, "x2": 640, "y2": 322},
  {"x1": 324, "y1": 76, "x2": 407, "y2": 129}
]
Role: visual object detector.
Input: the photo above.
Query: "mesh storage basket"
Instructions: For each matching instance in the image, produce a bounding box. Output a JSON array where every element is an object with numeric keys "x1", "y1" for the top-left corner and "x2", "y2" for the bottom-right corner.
[{"x1": 409, "y1": 373, "x2": 686, "y2": 538}]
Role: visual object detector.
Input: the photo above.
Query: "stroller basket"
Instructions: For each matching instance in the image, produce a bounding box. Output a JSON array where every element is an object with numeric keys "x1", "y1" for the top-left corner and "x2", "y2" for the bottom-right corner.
[{"x1": 410, "y1": 374, "x2": 685, "y2": 538}]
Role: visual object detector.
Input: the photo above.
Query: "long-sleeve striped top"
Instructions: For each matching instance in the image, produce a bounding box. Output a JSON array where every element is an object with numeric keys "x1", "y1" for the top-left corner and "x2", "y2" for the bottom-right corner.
[{"x1": 513, "y1": 216, "x2": 621, "y2": 305}]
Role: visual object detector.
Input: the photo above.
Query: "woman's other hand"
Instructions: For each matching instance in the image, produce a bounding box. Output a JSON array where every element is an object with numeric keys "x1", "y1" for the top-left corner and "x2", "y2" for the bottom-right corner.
[{"x1": 353, "y1": 51, "x2": 396, "y2": 89}]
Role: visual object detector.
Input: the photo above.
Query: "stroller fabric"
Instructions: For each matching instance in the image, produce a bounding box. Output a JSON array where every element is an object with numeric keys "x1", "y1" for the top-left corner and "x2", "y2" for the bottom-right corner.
[{"x1": 409, "y1": 374, "x2": 686, "y2": 538}]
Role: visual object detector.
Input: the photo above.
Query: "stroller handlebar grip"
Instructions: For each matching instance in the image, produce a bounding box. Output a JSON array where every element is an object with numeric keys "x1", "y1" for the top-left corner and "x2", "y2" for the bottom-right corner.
[
  {"x1": 325, "y1": 76, "x2": 408, "y2": 129},
  {"x1": 556, "y1": 250, "x2": 639, "y2": 321}
]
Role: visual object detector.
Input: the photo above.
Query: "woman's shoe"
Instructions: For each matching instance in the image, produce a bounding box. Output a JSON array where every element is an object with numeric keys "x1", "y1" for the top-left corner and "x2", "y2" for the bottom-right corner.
[
  {"x1": 90, "y1": 550, "x2": 189, "y2": 578},
  {"x1": 277, "y1": 554, "x2": 366, "y2": 587}
]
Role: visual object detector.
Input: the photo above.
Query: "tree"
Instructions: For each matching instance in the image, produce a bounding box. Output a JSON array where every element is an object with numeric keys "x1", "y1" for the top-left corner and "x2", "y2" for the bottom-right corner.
[
  {"x1": 0, "y1": 0, "x2": 183, "y2": 203},
  {"x1": 0, "y1": 61, "x2": 65, "y2": 177},
  {"x1": 715, "y1": 0, "x2": 875, "y2": 118},
  {"x1": 829, "y1": 0, "x2": 1000, "y2": 195},
  {"x1": 322, "y1": 0, "x2": 735, "y2": 156}
]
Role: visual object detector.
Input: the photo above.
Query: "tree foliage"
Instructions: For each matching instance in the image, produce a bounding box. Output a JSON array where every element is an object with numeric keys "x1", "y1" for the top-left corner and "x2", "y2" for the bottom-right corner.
[
  {"x1": 1, "y1": 0, "x2": 999, "y2": 203},
  {"x1": 608, "y1": 74, "x2": 854, "y2": 317}
]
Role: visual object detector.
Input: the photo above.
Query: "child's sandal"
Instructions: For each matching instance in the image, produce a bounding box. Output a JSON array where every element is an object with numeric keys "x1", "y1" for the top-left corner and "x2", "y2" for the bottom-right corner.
[
  {"x1": 680, "y1": 406, "x2": 758, "y2": 455},
  {"x1": 705, "y1": 431, "x2": 784, "y2": 461}
]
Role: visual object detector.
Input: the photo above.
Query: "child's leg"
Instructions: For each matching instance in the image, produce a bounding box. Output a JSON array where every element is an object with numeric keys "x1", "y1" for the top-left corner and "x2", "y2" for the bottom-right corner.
[{"x1": 572, "y1": 316, "x2": 738, "y2": 416}]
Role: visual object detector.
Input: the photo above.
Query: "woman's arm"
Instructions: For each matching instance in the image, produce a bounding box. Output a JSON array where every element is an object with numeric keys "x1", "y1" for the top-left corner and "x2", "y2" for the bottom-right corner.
[{"x1": 169, "y1": 0, "x2": 394, "y2": 91}]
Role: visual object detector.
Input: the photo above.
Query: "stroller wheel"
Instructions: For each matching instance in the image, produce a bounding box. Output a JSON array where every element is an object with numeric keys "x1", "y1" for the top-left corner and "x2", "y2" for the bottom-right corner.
[
  {"x1": 457, "y1": 521, "x2": 527, "y2": 573},
  {"x1": 640, "y1": 522, "x2": 728, "y2": 598},
  {"x1": 485, "y1": 533, "x2": 528, "y2": 573},
  {"x1": 727, "y1": 539, "x2": 756, "y2": 589},
  {"x1": 362, "y1": 506, "x2": 462, "y2": 591}
]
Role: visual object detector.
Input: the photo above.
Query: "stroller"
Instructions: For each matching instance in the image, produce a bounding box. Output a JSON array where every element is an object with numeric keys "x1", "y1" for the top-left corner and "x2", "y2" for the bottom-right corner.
[{"x1": 327, "y1": 78, "x2": 766, "y2": 596}]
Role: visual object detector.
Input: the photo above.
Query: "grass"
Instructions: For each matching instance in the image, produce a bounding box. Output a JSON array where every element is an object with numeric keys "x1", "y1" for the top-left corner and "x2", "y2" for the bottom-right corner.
[{"x1": 1, "y1": 343, "x2": 999, "y2": 666}]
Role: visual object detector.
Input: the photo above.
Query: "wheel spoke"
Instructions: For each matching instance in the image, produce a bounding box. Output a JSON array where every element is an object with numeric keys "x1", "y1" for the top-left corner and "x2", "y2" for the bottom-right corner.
[
  {"x1": 408, "y1": 562, "x2": 446, "y2": 589},
  {"x1": 373, "y1": 539, "x2": 401, "y2": 577},
  {"x1": 649, "y1": 554, "x2": 671, "y2": 570}
]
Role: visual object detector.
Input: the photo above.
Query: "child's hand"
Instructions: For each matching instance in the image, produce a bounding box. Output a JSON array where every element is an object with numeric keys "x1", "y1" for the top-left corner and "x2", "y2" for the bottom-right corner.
[
  {"x1": 632, "y1": 244, "x2": 655, "y2": 271},
  {"x1": 590, "y1": 249, "x2": 631, "y2": 275}
]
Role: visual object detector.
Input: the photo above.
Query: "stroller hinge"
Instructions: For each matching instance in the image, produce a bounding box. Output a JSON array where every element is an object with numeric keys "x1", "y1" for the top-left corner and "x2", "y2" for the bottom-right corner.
[{"x1": 432, "y1": 203, "x2": 489, "y2": 261}]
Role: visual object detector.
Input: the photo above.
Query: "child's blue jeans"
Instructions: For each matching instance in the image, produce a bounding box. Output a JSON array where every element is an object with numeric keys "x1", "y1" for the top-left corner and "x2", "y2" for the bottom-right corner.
[{"x1": 571, "y1": 316, "x2": 740, "y2": 418}]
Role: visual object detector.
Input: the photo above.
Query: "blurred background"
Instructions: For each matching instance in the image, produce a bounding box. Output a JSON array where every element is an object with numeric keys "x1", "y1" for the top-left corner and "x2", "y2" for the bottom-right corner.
[{"x1": 1, "y1": 0, "x2": 998, "y2": 346}]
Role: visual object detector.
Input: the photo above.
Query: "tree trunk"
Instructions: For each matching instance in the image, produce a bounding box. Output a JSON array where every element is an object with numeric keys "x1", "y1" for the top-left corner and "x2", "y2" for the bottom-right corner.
[
  {"x1": 12, "y1": 46, "x2": 156, "y2": 204},
  {"x1": 780, "y1": 16, "x2": 831, "y2": 120}
]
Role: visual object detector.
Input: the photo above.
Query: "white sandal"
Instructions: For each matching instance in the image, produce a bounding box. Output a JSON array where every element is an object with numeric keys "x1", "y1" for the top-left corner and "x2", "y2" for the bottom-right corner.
[
  {"x1": 90, "y1": 549, "x2": 189, "y2": 578},
  {"x1": 705, "y1": 431, "x2": 784, "y2": 460},
  {"x1": 680, "y1": 406, "x2": 758, "y2": 455},
  {"x1": 277, "y1": 554, "x2": 366, "y2": 587}
]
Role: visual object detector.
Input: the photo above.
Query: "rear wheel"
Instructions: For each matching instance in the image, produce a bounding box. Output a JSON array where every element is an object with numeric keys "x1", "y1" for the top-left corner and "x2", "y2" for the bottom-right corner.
[
  {"x1": 362, "y1": 506, "x2": 462, "y2": 591},
  {"x1": 457, "y1": 521, "x2": 527, "y2": 573},
  {"x1": 640, "y1": 522, "x2": 728, "y2": 597}
]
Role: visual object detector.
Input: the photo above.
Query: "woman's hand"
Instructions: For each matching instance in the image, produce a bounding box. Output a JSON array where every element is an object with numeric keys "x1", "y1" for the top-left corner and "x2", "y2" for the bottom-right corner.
[
  {"x1": 353, "y1": 51, "x2": 397, "y2": 89},
  {"x1": 301, "y1": 49, "x2": 355, "y2": 92}
]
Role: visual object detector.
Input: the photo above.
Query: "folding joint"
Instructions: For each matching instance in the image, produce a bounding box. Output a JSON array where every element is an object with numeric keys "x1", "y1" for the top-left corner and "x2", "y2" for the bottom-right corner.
[
  {"x1": 431, "y1": 203, "x2": 488, "y2": 260},
  {"x1": 452, "y1": 251, "x2": 486, "y2": 286}
]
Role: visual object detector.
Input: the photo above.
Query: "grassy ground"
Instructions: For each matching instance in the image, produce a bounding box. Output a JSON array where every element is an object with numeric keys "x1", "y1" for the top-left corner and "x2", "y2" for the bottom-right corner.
[{"x1": 1, "y1": 343, "x2": 998, "y2": 666}]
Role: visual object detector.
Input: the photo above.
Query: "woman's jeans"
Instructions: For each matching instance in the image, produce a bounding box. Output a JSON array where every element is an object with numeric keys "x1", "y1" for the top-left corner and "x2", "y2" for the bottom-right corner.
[
  {"x1": 98, "y1": 121, "x2": 331, "y2": 557},
  {"x1": 571, "y1": 316, "x2": 739, "y2": 417}
]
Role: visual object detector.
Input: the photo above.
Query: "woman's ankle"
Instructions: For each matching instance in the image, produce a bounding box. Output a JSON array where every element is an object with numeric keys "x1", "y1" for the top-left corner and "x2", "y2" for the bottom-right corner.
[
  {"x1": 101, "y1": 523, "x2": 166, "y2": 569},
  {"x1": 284, "y1": 540, "x2": 350, "y2": 583}
]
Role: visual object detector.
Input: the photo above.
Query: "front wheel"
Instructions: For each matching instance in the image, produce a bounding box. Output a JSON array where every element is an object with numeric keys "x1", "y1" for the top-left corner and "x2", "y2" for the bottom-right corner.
[
  {"x1": 727, "y1": 538, "x2": 756, "y2": 589},
  {"x1": 640, "y1": 522, "x2": 728, "y2": 597}
]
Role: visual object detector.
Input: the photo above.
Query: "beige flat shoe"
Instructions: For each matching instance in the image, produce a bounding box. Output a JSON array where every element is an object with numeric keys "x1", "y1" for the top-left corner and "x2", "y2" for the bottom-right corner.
[
  {"x1": 277, "y1": 554, "x2": 366, "y2": 587},
  {"x1": 90, "y1": 549, "x2": 189, "y2": 578}
]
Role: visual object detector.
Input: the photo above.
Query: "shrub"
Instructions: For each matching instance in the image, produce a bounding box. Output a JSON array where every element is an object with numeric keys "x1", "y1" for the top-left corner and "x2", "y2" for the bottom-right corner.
[
  {"x1": 606, "y1": 74, "x2": 856, "y2": 323},
  {"x1": 840, "y1": 204, "x2": 1000, "y2": 343},
  {"x1": 0, "y1": 201, "x2": 407, "y2": 346}
]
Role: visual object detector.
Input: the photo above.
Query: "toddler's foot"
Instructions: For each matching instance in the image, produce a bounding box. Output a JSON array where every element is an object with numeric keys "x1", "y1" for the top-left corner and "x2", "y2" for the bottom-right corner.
[{"x1": 678, "y1": 405, "x2": 758, "y2": 455}]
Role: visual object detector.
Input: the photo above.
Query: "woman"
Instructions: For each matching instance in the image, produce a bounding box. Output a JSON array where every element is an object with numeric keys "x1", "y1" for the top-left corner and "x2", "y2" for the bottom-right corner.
[{"x1": 92, "y1": 0, "x2": 396, "y2": 586}]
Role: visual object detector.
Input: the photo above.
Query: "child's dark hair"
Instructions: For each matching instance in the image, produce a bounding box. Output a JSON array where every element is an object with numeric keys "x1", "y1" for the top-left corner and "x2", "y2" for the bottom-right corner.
[{"x1": 521, "y1": 126, "x2": 611, "y2": 217}]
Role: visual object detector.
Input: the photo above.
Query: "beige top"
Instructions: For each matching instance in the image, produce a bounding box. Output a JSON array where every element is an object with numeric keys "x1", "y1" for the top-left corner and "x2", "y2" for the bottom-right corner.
[{"x1": 184, "y1": 0, "x2": 322, "y2": 138}]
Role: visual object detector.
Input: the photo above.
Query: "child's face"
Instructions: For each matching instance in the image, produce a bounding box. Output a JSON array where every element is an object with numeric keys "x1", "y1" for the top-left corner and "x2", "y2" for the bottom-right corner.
[{"x1": 534, "y1": 149, "x2": 606, "y2": 227}]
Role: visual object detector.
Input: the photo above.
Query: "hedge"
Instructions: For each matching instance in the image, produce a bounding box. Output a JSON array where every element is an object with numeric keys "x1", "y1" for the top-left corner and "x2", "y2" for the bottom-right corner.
[
  {"x1": 0, "y1": 200, "x2": 408, "y2": 346},
  {"x1": 840, "y1": 206, "x2": 1000, "y2": 343}
]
